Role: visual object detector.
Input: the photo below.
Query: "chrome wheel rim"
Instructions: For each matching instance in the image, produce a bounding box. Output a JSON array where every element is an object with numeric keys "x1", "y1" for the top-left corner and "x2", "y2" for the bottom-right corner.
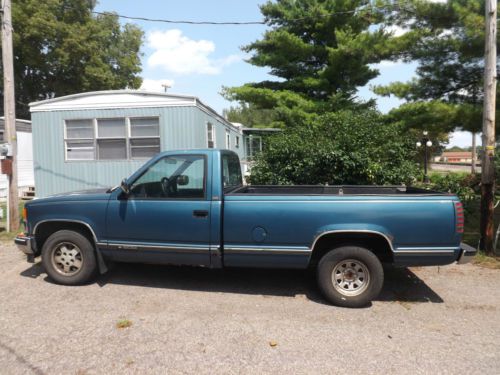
[
  {"x1": 332, "y1": 259, "x2": 370, "y2": 297},
  {"x1": 51, "y1": 242, "x2": 83, "y2": 276}
]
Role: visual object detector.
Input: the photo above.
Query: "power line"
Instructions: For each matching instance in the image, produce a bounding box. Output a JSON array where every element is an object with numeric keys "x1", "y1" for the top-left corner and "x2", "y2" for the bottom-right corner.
[
  {"x1": 91, "y1": 3, "x2": 410, "y2": 26},
  {"x1": 91, "y1": 11, "x2": 265, "y2": 25},
  {"x1": 93, "y1": 3, "x2": 472, "y2": 28}
]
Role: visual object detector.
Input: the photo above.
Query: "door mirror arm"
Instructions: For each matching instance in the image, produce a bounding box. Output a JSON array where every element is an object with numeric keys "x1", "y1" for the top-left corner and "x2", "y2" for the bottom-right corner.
[{"x1": 120, "y1": 178, "x2": 130, "y2": 195}]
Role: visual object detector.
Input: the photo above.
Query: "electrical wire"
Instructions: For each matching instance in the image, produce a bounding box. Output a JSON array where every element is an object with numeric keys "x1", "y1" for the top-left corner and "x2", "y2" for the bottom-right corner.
[
  {"x1": 91, "y1": 2, "x2": 411, "y2": 26},
  {"x1": 91, "y1": 1, "x2": 478, "y2": 28}
]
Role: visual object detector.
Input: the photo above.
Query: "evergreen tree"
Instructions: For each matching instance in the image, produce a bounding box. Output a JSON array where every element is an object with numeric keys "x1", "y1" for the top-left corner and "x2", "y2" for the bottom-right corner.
[
  {"x1": 223, "y1": 0, "x2": 402, "y2": 127},
  {"x1": 374, "y1": 0, "x2": 494, "y2": 135},
  {"x1": 223, "y1": 103, "x2": 277, "y2": 128}
]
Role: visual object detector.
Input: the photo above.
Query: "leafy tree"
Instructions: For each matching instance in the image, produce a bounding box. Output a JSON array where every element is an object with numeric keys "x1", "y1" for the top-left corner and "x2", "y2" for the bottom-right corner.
[
  {"x1": 374, "y1": 0, "x2": 493, "y2": 135},
  {"x1": 223, "y1": 0, "x2": 403, "y2": 127},
  {"x1": 223, "y1": 103, "x2": 277, "y2": 128},
  {"x1": 249, "y1": 110, "x2": 419, "y2": 185},
  {"x1": 447, "y1": 146, "x2": 466, "y2": 152},
  {"x1": 0, "y1": 0, "x2": 143, "y2": 119}
]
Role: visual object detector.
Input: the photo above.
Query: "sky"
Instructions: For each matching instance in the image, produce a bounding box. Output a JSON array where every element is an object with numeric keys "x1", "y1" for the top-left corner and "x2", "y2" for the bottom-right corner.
[{"x1": 95, "y1": 0, "x2": 473, "y2": 147}]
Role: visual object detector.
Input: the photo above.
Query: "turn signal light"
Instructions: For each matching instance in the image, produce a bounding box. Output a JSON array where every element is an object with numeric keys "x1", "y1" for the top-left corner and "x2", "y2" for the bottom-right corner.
[{"x1": 454, "y1": 201, "x2": 464, "y2": 233}]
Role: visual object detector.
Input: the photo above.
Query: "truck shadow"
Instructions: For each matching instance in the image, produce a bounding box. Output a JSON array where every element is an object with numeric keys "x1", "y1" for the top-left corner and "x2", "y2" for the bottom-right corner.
[{"x1": 21, "y1": 262, "x2": 443, "y2": 306}]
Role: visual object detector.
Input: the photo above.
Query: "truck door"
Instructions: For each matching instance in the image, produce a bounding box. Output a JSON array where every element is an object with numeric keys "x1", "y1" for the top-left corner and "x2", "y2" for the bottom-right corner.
[{"x1": 105, "y1": 153, "x2": 211, "y2": 266}]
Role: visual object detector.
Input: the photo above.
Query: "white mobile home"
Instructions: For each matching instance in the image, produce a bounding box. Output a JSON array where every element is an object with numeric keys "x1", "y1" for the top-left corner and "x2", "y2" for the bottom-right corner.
[
  {"x1": 0, "y1": 117, "x2": 34, "y2": 197},
  {"x1": 29, "y1": 91, "x2": 244, "y2": 197}
]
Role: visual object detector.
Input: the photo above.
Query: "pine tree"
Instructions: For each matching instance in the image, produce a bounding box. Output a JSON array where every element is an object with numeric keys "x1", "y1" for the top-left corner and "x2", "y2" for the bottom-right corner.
[
  {"x1": 374, "y1": 0, "x2": 493, "y2": 135},
  {"x1": 223, "y1": 0, "x2": 401, "y2": 127}
]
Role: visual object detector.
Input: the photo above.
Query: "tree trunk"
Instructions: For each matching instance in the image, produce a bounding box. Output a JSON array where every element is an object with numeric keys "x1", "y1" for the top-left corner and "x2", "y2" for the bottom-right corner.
[
  {"x1": 480, "y1": 0, "x2": 497, "y2": 254},
  {"x1": 471, "y1": 132, "x2": 477, "y2": 174}
]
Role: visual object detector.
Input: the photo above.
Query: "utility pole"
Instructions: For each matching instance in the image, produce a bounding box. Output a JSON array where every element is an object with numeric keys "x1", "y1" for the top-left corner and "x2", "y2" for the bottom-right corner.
[
  {"x1": 480, "y1": 0, "x2": 497, "y2": 253},
  {"x1": 471, "y1": 132, "x2": 477, "y2": 174},
  {"x1": 1, "y1": 0, "x2": 20, "y2": 232}
]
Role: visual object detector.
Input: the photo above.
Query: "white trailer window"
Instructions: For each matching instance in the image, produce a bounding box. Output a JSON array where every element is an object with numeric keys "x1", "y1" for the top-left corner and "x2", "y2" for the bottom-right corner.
[
  {"x1": 130, "y1": 117, "x2": 161, "y2": 159},
  {"x1": 65, "y1": 119, "x2": 95, "y2": 160},
  {"x1": 97, "y1": 118, "x2": 127, "y2": 160},
  {"x1": 245, "y1": 135, "x2": 263, "y2": 159},
  {"x1": 66, "y1": 140, "x2": 95, "y2": 160},
  {"x1": 207, "y1": 122, "x2": 215, "y2": 148},
  {"x1": 64, "y1": 117, "x2": 161, "y2": 161},
  {"x1": 226, "y1": 129, "x2": 230, "y2": 149}
]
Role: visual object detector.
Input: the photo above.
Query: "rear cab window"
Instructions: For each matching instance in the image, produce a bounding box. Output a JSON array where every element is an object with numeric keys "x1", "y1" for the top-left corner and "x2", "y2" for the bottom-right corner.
[{"x1": 222, "y1": 153, "x2": 243, "y2": 193}]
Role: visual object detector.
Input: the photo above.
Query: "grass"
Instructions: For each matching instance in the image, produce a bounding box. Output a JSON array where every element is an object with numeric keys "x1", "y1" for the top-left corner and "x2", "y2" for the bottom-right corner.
[
  {"x1": 0, "y1": 201, "x2": 26, "y2": 241},
  {"x1": 0, "y1": 230, "x2": 20, "y2": 242},
  {"x1": 116, "y1": 319, "x2": 133, "y2": 329},
  {"x1": 461, "y1": 197, "x2": 500, "y2": 268},
  {"x1": 473, "y1": 251, "x2": 500, "y2": 269}
]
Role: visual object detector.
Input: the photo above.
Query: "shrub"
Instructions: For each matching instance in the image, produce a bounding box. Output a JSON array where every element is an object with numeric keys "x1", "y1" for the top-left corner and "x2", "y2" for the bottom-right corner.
[
  {"x1": 420, "y1": 172, "x2": 479, "y2": 210},
  {"x1": 249, "y1": 110, "x2": 420, "y2": 185}
]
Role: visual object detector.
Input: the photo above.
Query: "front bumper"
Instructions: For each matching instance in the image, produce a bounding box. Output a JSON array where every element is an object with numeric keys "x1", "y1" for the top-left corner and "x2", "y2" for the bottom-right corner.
[
  {"x1": 14, "y1": 234, "x2": 35, "y2": 256},
  {"x1": 457, "y1": 242, "x2": 477, "y2": 264}
]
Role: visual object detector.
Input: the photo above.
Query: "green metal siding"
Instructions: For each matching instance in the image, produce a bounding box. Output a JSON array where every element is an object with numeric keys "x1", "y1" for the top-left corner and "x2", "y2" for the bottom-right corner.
[{"x1": 32, "y1": 105, "x2": 242, "y2": 197}]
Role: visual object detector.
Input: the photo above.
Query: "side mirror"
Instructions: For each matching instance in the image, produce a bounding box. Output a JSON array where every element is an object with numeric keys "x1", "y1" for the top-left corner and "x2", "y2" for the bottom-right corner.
[
  {"x1": 120, "y1": 178, "x2": 130, "y2": 194},
  {"x1": 176, "y1": 175, "x2": 189, "y2": 186}
]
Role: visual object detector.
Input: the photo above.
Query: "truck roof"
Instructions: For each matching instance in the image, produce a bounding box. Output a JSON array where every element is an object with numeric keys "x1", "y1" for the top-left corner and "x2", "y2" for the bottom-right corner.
[{"x1": 155, "y1": 149, "x2": 237, "y2": 156}]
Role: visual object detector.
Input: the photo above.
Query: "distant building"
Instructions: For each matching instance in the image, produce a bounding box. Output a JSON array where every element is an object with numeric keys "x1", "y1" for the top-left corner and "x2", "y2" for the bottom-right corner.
[
  {"x1": 0, "y1": 117, "x2": 34, "y2": 198},
  {"x1": 240, "y1": 127, "x2": 281, "y2": 175},
  {"x1": 434, "y1": 151, "x2": 477, "y2": 164}
]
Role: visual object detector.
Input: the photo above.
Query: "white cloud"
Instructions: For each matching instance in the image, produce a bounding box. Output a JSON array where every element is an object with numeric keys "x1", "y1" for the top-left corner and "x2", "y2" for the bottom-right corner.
[
  {"x1": 449, "y1": 131, "x2": 479, "y2": 148},
  {"x1": 370, "y1": 59, "x2": 405, "y2": 69},
  {"x1": 140, "y1": 78, "x2": 175, "y2": 92},
  {"x1": 438, "y1": 29, "x2": 454, "y2": 39},
  {"x1": 386, "y1": 24, "x2": 408, "y2": 37},
  {"x1": 377, "y1": 60, "x2": 400, "y2": 67},
  {"x1": 147, "y1": 29, "x2": 241, "y2": 75}
]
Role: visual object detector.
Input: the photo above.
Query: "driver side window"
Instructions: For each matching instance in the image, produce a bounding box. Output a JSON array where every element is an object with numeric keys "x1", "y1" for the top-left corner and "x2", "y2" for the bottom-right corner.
[{"x1": 129, "y1": 154, "x2": 206, "y2": 199}]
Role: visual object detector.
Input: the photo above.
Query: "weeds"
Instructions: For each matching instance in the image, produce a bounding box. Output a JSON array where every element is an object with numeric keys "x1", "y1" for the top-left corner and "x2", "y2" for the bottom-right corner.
[
  {"x1": 116, "y1": 319, "x2": 133, "y2": 329},
  {"x1": 473, "y1": 252, "x2": 500, "y2": 270}
]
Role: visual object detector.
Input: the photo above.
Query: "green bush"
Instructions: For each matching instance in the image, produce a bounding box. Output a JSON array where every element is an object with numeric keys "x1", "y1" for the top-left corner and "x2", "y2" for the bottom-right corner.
[
  {"x1": 419, "y1": 172, "x2": 479, "y2": 209},
  {"x1": 249, "y1": 110, "x2": 420, "y2": 185}
]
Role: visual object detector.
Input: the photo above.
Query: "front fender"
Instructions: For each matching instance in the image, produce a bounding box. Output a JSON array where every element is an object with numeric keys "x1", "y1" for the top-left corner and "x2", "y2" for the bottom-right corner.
[{"x1": 27, "y1": 200, "x2": 108, "y2": 241}]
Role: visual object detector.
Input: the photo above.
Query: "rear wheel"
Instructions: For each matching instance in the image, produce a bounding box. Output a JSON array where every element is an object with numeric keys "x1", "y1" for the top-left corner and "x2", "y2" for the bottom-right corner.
[
  {"x1": 317, "y1": 246, "x2": 384, "y2": 308},
  {"x1": 41, "y1": 230, "x2": 97, "y2": 285}
]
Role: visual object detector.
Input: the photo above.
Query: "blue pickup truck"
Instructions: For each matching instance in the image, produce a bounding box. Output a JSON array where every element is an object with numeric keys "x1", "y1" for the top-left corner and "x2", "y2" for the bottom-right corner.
[{"x1": 15, "y1": 149, "x2": 475, "y2": 307}]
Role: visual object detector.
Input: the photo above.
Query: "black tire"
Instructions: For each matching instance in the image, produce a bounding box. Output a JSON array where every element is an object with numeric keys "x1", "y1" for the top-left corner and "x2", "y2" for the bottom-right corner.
[
  {"x1": 317, "y1": 246, "x2": 384, "y2": 308},
  {"x1": 41, "y1": 230, "x2": 97, "y2": 285}
]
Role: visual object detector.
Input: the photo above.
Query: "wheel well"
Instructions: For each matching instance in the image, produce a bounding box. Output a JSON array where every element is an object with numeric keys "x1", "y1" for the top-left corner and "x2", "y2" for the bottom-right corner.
[
  {"x1": 34, "y1": 221, "x2": 96, "y2": 253},
  {"x1": 309, "y1": 232, "x2": 393, "y2": 267}
]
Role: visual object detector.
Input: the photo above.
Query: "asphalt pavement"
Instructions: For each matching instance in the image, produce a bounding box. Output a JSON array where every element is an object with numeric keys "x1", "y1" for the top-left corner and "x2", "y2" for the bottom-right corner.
[{"x1": 0, "y1": 243, "x2": 499, "y2": 374}]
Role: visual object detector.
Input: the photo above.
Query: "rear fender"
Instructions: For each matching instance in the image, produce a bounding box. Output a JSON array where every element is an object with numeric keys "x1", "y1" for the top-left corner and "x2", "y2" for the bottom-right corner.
[{"x1": 311, "y1": 224, "x2": 395, "y2": 252}]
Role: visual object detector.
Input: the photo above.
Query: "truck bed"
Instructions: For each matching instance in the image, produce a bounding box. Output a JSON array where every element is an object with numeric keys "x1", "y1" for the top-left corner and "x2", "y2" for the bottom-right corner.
[{"x1": 229, "y1": 185, "x2": 448, "y2": 196}]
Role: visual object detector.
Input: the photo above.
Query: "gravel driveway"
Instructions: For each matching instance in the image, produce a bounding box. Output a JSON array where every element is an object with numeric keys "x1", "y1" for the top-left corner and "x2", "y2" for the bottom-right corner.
[{"x1": 0, "y1": 243, "x2": 499, "y2": 374}]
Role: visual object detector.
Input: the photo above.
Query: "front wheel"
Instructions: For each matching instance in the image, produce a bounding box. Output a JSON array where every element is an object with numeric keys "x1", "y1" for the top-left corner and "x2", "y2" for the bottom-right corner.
[
  {"x1": 41, "y1": 230, "x2": 97, "y2": 285},
  {"x1": 317, "y1": 246, "x2": 384, "y2": 308}
]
